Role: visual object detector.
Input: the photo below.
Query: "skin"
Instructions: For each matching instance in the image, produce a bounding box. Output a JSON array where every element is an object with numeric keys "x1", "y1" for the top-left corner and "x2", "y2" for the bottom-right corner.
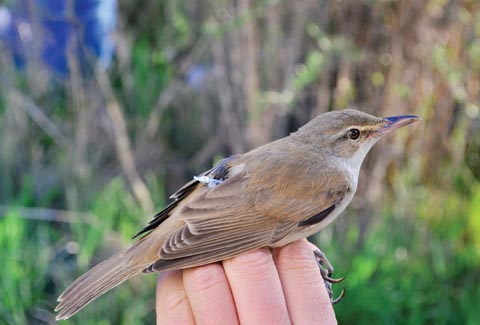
[{"x1": 156, "y1": 239, "x2": 337, "y2": 325}]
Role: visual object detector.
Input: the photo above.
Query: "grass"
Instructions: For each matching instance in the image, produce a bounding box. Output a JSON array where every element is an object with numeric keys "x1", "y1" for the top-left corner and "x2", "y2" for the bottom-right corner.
[{"x1": 0, "y1": 177, "x2": 160, "y2": 324}]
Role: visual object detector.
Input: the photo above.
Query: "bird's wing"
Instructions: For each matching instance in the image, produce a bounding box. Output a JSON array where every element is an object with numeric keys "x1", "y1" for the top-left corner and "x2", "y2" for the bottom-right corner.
[
  {"x1": 132, "y1": 178, "x2": 201, "y2": 238},
  {"x1": 132, "y1": 156, "x2": 238, "y2": 238},
  {"x1": 144, "y1": 167, "x2": 299, "y2": 272},
  {"x1": 143, "y1": 150, "x2": 348, "y2": 273}
]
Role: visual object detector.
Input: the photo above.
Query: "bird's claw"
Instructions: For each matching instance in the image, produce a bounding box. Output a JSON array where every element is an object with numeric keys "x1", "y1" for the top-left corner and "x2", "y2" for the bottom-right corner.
[
  {"x1": 324, "y1": 275, "x2": 345, "y2": 284},
  {"x1": 313, "y1": 248, "x2": 345, "y2": 304},
  {"x1": 332, "y1": 288, "x2": 346, "y2": 304}
]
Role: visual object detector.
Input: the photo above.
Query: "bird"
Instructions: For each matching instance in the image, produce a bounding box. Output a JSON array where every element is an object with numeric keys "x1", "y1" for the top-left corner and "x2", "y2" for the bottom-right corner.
[{"x1": 55, "y1": 108, "x2": 420, "y2": 320}]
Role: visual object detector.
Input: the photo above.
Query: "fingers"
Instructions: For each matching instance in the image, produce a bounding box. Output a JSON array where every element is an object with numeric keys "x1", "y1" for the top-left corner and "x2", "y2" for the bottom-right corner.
[
  {"x1": 156, "y1": 241, "x2": 337, "y2": 325},
  {"x1": 156, "y1": 271, "x2": 195, "y2": 325},
  {"x1": 183, "y1": 263, "x2": 238, "y2": 324},
  {"x1": 157, "y1": 265, "x2": 239, "y2": 325},
  {"x1": 273, "y1": 239, "x2": 337, "y2": 325},
  {"x1": 222, "y1": 248, "x2": 291, "y2": 325}
]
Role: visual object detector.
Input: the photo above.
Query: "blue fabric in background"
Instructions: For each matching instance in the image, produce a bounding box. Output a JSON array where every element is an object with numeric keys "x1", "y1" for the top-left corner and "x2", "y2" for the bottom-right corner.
[{"x1": 0, "y1": 0, "x2": 116, "y2": 77}]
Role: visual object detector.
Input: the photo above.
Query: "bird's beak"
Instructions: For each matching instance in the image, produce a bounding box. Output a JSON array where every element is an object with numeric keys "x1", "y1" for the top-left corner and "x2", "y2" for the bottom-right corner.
[{"x1": 377, "y1": 114, "x2": 421, "y2": 135}]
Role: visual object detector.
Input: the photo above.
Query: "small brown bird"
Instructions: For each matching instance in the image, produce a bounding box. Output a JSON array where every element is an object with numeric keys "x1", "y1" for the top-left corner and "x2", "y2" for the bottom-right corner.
[{"x1": 55, "y1": 109, "x2": 419, "y2": 320}]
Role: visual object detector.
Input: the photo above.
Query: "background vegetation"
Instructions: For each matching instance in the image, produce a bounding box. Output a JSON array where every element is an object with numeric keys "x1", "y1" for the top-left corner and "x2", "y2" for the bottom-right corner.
[{"x1": 1, "y1": 0, "x2": 479, "y2": 324}]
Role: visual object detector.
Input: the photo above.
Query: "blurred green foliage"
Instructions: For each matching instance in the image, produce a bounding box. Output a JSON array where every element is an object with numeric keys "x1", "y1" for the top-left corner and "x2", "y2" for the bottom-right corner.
[
  {"x1": 1, "y1": 0, "x2": 480, "y2": 324},
  {"x1": 318, "y1": 168, "x2": 480, "y2": 324},
  {"x1": 0, "y1": 177, "x2": 159, "y2": 324}
]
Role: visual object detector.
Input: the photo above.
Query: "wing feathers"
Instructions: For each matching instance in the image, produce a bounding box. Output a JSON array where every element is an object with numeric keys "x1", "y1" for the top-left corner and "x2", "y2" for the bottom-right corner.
[
  {"x1": 161, "y1": 226, "x2": 267, "y2": 257},
  {"x1": 298, "y1": 204, "x2": 336, "y2": 226},
  {"x1": 145, "y1": 234, "x2": 271, "y2": 273}
]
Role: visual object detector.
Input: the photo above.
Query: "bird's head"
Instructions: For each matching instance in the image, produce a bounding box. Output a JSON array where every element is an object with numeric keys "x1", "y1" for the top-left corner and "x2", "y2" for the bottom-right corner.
[{"x1": 295, "y1": 108, "x2": 420, "y2": 173}]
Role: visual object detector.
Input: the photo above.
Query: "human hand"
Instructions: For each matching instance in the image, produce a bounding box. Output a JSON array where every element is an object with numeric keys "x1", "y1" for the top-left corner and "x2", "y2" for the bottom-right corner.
[{"x1": 156, "y1": 239, "x2": 337, "y2": 324}]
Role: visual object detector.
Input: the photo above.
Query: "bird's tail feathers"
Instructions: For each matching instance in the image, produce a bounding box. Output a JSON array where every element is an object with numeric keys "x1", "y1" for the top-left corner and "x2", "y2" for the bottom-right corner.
[{"x1": 55, "y1": 239, "x2": 156, "y2": 320}]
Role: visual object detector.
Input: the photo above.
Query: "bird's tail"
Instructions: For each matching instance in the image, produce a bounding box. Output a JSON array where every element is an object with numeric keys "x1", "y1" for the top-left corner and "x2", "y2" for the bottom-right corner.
[{"x1": 55, "y1": 237, "x2": 158, "y2": 320}]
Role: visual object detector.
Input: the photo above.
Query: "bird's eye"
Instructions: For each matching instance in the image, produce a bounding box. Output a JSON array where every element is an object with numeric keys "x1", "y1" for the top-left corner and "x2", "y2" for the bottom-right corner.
[{"x1": 347, "y1": 128, "x2": 360, "y2": 140}]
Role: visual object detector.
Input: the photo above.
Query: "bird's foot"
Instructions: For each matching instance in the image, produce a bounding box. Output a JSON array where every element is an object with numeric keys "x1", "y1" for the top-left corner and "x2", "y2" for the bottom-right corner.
[{"x1": 314, "y1": 249, "x2": 345, "y2": 304}]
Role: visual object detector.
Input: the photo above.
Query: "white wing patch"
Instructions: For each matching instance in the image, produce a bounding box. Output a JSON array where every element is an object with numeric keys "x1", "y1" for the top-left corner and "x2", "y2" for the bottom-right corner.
[{"x1": 194, "y1": 175, "x2": 223, "y2": 188}]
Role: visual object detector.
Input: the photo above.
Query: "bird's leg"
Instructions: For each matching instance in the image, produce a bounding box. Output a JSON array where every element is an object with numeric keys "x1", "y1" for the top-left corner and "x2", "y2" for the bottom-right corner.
[{"x1": 313, "y1": 249, "x2": 345, "y2": 304}]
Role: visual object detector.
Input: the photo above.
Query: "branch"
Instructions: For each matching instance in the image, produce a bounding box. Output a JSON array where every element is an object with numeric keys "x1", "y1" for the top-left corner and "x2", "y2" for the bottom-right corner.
[
  {"x1": 0, "y1": 205, "x2": 98, "y2": 224},
  {"x1": 95, "y1": 65, "x2": 154, "y2": 214},
  {"x1": 9, "y1": 89, "x2": 70, "y2": 151}
]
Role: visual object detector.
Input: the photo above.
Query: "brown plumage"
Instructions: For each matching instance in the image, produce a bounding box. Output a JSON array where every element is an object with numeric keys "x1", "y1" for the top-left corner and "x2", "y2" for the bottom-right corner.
[{"x1": 55, "y1": 109, "x2": 419, "y2": 320}]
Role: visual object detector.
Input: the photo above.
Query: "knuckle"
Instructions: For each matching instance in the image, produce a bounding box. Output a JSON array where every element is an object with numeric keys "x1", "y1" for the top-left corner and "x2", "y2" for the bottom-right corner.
[
  {"x1": 275, "y1": 240, "x2": 317, "y2": 271},
  {"x1": 225, "y1": 248, "x2": 275, "y2": 279},
  {"x1": 163, "y1": 288, "x2": 189, "y2": 312},
  {"x1": 230, "y1": 248, "x2": 273, "y2": 269},
  {"x1": 184, "y1": 263, "x2": 225, "y2": 292}
]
